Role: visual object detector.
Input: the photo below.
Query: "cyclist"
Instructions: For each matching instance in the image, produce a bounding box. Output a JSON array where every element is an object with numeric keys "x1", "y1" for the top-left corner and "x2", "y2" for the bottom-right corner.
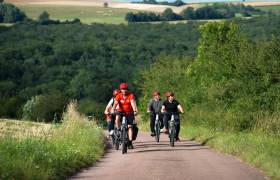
[
  {"x1": 161, "y1": 92, "x2": 184, "y2": 141},
  {"x1": 147, "y1": 91, "x2": 164, "y2": 137},
  {"x1": 104, "y1": 89, "x2": 120, "y2": 136},
  {"x1": 111, "y1": 83, "x2": 138, "y2": 149}
]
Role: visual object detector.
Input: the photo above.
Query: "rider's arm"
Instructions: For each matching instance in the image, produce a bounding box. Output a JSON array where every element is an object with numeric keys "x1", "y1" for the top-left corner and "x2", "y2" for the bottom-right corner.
[
  {"x1": 131, "y1": 99, "x2": 138, "y2": 113},
  {"x1": 111, "y1": 100, "x2": 119, "y2": 113},
  {"x1": 104, "y1": 98, "x2": 113, "y2": 114},
  {"x1": 147, "y1": 99, "x2": 153, "y2": 113},
  {"x1": 177, "y1": 104, "x2": 184, "y2": 114}
]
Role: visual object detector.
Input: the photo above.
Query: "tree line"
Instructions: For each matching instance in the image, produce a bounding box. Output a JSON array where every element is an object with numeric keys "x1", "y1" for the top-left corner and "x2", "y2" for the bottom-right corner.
[
  {"x1": 133, "y1": 0, "x2": 185, "y2": 7},
  {"x1": 126, "y1": 3, "x2": 266, "y2": 22}
]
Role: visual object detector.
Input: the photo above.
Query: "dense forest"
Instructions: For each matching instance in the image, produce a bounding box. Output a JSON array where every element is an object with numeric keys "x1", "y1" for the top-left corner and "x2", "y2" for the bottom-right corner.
[{"x1": 0, "y1": 14, "x2": 279, "y2": 122}]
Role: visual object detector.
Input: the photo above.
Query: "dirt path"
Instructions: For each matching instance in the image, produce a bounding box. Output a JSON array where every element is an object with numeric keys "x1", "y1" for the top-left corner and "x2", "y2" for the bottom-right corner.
[{"x1": 70, "y1": 132, "x2": 266, "y2": 180}]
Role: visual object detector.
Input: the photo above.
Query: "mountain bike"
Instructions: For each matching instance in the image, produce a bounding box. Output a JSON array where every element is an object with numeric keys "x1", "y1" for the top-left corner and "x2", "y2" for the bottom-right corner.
[
  {"x1": 168, "y1": 112, "x2": 179, "y2": 147},
  {"x1": 120, "y1": 112, "x2": 129, "y2": 154}
]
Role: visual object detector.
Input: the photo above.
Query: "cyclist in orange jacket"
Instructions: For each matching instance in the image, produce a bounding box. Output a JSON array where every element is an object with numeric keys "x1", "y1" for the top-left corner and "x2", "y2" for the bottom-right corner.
[{"x1": 111, "y1": 83, "x2": 138, "y2": 149}]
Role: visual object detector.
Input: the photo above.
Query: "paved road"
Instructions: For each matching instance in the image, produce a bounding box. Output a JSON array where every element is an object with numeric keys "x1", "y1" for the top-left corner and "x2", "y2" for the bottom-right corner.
[{"x1": 70, "y1": 132, "x2": 266, "y2": 180}]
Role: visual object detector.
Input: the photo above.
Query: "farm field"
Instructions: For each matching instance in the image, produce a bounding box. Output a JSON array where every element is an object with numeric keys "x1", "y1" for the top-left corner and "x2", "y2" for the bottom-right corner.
[
  {"x1": 257, "y1": 5, "x2": 280, "y2": 15},
  {"x1": 0, "y1": 119, "x2": 51, "y2": 138},
  {"x1": 16, "y1": 4, "x2": 139, "y2": 24}
]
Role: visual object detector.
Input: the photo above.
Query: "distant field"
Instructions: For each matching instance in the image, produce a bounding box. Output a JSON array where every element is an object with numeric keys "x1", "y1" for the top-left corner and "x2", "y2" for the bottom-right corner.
[
  {"x1": 0, "y1": 119, "x2": 51, "y2": 138},
  {"x1": 17, "y1": 4, "x2": 139, "y2": 24},
  {"x1": 257, "y1": 5, "x2": 280, "y2": 15}
]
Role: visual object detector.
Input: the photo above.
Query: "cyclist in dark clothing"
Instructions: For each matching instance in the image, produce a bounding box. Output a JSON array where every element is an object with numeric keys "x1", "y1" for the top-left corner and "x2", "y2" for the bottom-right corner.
[
  {"x1": 161, "y1": 92, "x2": 184, "y2": 141},
  {"x1": 147, "y1": 91, "x2": 164, "y2": 137}
]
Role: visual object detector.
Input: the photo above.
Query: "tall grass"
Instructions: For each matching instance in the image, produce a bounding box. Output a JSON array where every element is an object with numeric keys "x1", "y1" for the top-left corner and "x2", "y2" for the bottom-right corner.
[{"x1": 0, "y1": 102, "x2": 105, "y2": 180}]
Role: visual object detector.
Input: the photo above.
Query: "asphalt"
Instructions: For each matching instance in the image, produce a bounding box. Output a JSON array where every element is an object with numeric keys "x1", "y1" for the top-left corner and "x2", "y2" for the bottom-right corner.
[{"x1": 70, "y1": 132, "x2": 266, "y2": 180}]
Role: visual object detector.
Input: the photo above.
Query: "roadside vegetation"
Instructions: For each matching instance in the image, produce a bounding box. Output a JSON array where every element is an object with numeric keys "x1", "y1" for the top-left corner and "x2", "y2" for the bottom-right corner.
[
  {"x1": 137, "y1": 22, "x2": 279, "y2": 179},
  {"x1": 0, "y1": 102, "x2": 105, "y2": 180}
]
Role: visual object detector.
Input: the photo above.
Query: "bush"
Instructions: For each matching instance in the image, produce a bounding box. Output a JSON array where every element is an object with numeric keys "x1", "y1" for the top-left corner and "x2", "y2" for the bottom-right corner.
[
  {"x1": 0, "y1": 3, "x2": 26, "y2": 23},
  {"x1": 22, "y1": 94, "x2": 68, "y2": 122}
]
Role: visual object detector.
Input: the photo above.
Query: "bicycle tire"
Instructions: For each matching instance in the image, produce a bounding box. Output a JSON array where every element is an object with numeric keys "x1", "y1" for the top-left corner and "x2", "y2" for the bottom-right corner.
[
  {"x1": 170, "y1": 124, "x2": 175, "y2": 147},
  {"x1": 155, "y1": 122, "x2": 160, "y2": 142}
]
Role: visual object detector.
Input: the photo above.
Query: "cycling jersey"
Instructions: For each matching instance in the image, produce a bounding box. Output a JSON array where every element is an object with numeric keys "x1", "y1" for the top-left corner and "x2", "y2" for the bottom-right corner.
[
  {"x1": 148, "y1": 99, "x2": 163, "y2": 114},
  {"x1": 115, "y1": 92, "x2": 135, "y2": 113},
  {"x1": 163, "y1": 100, "x2": 180, "y2": 113}
]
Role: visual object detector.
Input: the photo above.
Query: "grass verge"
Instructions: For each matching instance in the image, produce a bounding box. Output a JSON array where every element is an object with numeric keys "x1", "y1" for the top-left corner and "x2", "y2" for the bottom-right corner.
[{"x1": 0, "y1": 102, "x2": 105, "y2": 180}]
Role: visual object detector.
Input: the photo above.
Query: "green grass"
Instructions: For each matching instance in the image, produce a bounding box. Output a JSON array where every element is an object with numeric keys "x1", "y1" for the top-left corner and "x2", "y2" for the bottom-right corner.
[
  {"x1": 139, "y1": 119, "x2": 280, "y2": 180},
  {"x1": 0, "y1": 23, "x2": 14, "y2": 27},
  {"x1": 17, "y1": 4, "x2": 139, "y2": 24},
  {"x1": 257, "y1": 5, "x2": 280, "y2": 16},
  {"x1": 0, "y1": 103, "x2": 105, "y2": 180}
]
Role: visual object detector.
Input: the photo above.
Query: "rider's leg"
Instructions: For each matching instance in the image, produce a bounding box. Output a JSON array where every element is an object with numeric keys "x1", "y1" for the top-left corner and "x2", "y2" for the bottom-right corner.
[
  {"x1": 159, "y1": 114, "x2": 164, "y2": 129},
  {"x1": 128, "y1": 125, "x2": 133, "y2": 141},
  {"x1": 115, "y1": 114, "x2": 121, "y2": 130},
  {"x1": 150, "y1": 114, "x2": 155, "y2": 135},
  {"x1": 163, "y1": 113, "x2": 170, "y2": 132},
  {"x1": 127, "y1": 115, "x2": 134, "y2": 149}
]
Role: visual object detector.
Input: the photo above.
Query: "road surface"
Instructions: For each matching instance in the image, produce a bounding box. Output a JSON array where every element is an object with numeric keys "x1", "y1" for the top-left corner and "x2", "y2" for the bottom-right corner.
[{"x1": 70, "y1": 132, "x2": 266, "y2": 180}]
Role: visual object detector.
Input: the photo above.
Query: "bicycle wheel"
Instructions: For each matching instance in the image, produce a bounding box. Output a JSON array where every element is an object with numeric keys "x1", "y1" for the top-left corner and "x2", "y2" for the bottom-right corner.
[
  {"x1": 122, "y1": 127, "x2": 128, "y2": 154},
  {"x1": 170, "y1": 124, "x2": 175, "y2": 147},
  {"x1": 155, "y1": 121, "x2": 160, "y2": 142}
]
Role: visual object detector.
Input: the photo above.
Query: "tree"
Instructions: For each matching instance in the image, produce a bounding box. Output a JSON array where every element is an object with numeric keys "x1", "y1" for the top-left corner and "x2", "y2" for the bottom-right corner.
[
  {"x1": 0, "y1": 0, "x2": 4, "y2": 3},
  {"x1": 161, "y1": 8, "x2": 182, "y2": 21},
  {"x1": 38, "y1": 11, "x2": 50, "y2": 22},
  {"x1": 0, "y1": 3, "x2": 26, "y2": 23},
  {"x1": 181, "y1": 7, "x2": 196, "y2": 20},
  {"x1": 103, "y1": 2, "x2": 108, "y2": 8}
]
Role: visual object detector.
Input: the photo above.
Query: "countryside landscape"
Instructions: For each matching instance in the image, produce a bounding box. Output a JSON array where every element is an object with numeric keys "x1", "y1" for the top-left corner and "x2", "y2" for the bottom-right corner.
[{"x1": 0, "y1": 0, "x2": 279, "y2": 179}]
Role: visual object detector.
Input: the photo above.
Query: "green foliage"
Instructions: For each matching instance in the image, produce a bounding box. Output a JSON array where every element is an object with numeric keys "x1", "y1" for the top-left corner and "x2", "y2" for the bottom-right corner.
[
  {"x1": 22, "y1": 94, "x2": 67, "y2": 122},
  {"x1": 0, "y1": 16, "x2": 279, "y2": 122},
  {"x1": 0, "y1": 22, "x2": 200, "y2": 120},
  {"x1": 38, "y1": 11, "x2": 50, "y2": 21},
  {"x1": 0, "y1": 3, "x2": 26, "y2": 23},
  {"x1": 0, "y1": 103, "x2": 105, "y2": 180},
  {"x1": 139, "y1": 21, "x2": 280, "y2": 134}
]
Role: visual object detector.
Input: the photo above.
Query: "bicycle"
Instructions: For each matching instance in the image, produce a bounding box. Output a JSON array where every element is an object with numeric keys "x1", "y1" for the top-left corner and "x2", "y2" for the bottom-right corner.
[
  {"x1": 168, "y1": 112, "x2": 179, "y2": 147},
  {"x1": 120, "y1": 112, "x2": 129, "y2": 154}
]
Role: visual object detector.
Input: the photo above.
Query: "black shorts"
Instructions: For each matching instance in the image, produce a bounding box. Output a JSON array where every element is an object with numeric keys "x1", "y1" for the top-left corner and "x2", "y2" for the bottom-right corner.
[{"x1": 119, "y1": 113, "x2": 135, "y2": 125}]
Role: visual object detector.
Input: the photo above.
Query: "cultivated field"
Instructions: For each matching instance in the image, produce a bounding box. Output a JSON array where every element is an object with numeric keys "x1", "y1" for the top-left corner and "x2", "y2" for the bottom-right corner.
[
  {"x1": 16, "y1": 4, "x2": 139, "y2": 24},
  {"x1": 0, "y1": 119, "x2": 51, "y2": 138},
  {"x1": 7, "y1": 0, "x2": 280, "y2": 13}
]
